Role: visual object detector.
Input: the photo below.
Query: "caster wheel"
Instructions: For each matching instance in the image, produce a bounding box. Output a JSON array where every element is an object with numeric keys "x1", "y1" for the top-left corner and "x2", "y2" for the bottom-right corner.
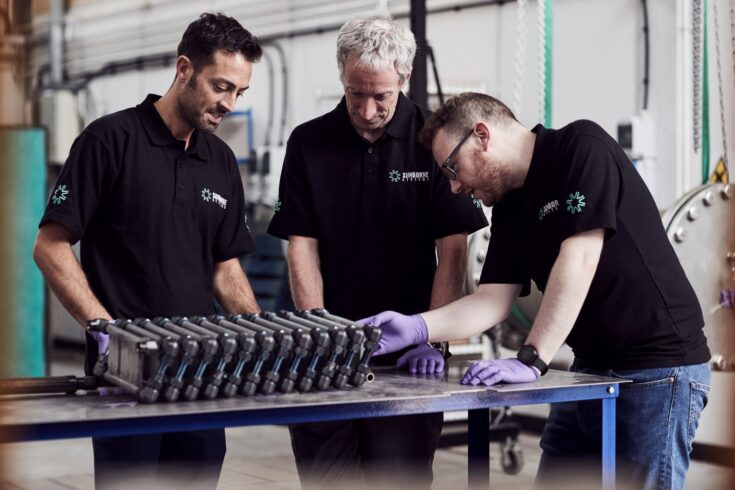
[{"x1": 500, "y1": 440, "x2": 524, "y2": 475}]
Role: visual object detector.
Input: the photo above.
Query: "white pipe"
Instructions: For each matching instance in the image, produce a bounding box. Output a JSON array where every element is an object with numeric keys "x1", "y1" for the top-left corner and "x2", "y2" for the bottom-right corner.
[{"x1": 50, "y1": 0, "x2": 63, "y2": 84}]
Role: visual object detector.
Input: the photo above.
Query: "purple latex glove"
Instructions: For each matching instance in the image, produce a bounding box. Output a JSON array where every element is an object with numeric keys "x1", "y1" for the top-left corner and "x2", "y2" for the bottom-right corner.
[
  {"x1": 89, "y1": 331, "x2": 109, "y2": 354},
  {"x1": 461, "y1": 358, "x2": 539, "y2": 386},
  {"x1": 357, "y1": 311, "x2": 428, "y2": 356},
  {"x1": 396, "y1": 344, "x2": 445, "y2": 374},
  {"x1": 89, "y1": 331, "x2": 124, "y2": 396}
]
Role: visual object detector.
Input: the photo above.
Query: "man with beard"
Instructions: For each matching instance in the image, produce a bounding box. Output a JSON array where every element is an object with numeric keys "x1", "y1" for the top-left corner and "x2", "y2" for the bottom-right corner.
[
  {"x1": 33, "y1": 13, "x2": 261, "y2": 490},
  {"x1": 361, "y1": 92, "x2": 711, "y2": 489},
  {"x1": 268, "y1": 17, "x2": 486, "y2": 489}
]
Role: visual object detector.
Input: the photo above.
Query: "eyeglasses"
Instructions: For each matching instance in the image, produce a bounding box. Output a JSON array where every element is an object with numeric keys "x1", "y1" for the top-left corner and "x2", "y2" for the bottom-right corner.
[{"x1": 440, "y1": 128, "x2": 474, "y2": 180}]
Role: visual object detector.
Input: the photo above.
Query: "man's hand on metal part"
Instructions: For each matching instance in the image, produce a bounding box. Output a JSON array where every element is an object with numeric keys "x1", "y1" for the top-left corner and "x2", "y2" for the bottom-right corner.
[
  {"x1": 358, "y1": 310, "x2": 429, "y2": 356},
  {"x1": 89, "y1": 331, "x2": 109, "y2": 355},
  {"x1": 461, "y1": 359, "x2": 539, "y2": 386},
  {"x1": 89, "y1": 331, "x2": 124, "y2": 395},
  {"x1": 396, "y1": 344, "x2": 445, "y2": 374}
]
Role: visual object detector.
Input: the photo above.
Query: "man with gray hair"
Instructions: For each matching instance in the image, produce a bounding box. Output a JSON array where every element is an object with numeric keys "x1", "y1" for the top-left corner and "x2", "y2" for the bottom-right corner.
[{"x1": 268, "y1": 16, "x2": 486, "y2": 489}]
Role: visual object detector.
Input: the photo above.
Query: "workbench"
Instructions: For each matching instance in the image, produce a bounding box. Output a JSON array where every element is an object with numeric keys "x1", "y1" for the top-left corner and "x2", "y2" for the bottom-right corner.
[{"x1": 0, "y1": 368, "x2": 622, "y2": 489}]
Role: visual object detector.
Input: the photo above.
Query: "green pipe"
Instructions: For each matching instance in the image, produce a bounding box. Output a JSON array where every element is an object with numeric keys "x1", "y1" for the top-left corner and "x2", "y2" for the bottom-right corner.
[
  {"x1": 702, "y1": 0, "x2": 710, "y2": 184},
  {"x1": 544, "y1": 0, "x2": 554, "y2": 127}
]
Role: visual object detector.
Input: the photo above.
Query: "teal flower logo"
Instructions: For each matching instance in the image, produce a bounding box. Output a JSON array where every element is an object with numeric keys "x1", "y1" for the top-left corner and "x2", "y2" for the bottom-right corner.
[
  {"x1": 201, "y1": 188, "x2": 212, "y2": 202},
  {"x1": 389, "y1": 170, "x2": 401, "y2": 183},
  {"x1": 473, "y1": 198, "x2": 482, "y2": 208},
  {"x1": 566, "y1": 192, "x2": 586, "y2": 214},
  {"x1": 52, "y1": 184, "x2": 69, "y2": 205},
  {"x1": 274, "y1": 200, "x2": 282, "y2": 212}
]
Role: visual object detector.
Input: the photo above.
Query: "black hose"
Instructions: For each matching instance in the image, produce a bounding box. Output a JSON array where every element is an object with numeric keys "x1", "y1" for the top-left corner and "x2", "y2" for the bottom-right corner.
[
  {"x1": 0, "y1": 375, "x2": 100, "y2": 395},
  {"x1": 427, "y1": 43, "x2": 444, "y2": 106}
]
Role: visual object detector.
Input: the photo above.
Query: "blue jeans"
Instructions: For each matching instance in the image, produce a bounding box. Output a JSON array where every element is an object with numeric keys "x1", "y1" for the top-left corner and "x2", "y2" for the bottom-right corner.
[{"x1": 536, "y1": 361, "x2": 710, "y2": 490}]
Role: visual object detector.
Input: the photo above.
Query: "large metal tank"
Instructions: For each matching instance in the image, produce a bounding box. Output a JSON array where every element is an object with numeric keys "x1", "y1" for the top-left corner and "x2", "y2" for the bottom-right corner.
[
  {"x1": 661, "y1": 183, "x2": 735, "y2": 449},
  {"x1": 467, "y1": 184, "x2": 735, "y2": 449}
]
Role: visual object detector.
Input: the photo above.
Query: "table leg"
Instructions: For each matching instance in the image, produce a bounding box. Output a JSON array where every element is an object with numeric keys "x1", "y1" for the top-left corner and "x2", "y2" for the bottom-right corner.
[
  {"x1": 468, "y1": 408, "x2": 490, "y2": 489},
  {"x1": 601, "y1": 396, "x2": 616, "y2": 490}
]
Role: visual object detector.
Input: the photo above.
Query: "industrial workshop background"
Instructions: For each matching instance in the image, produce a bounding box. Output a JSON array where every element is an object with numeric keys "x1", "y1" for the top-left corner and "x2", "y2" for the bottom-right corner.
[{"x1": 0, "y1": 0, "x2": 734, "y2": 486}]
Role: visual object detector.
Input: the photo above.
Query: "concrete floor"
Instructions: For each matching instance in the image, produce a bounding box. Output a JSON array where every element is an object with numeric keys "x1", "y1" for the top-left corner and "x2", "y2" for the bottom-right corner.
[
  {"x1": 3, "y1": 424, "x2": 735, "y2": 490},
  {"x1": 2, "y1": 351, "x2": 734, "y2": 489}
]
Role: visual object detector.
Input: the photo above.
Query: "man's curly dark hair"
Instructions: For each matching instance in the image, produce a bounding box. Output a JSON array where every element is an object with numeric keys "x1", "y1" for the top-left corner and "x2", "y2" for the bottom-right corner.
[{"x1": 178, "y1": 12, "x2": 262, "y2": 70}]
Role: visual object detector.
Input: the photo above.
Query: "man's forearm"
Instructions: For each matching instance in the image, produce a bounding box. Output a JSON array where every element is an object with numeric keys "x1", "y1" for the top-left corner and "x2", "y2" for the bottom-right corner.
[
  {"x1": 422, "y1": 283, "x2": 521, "y2": 342},
  {"x1": 287, "y1": 237, "x2": 324, "y2": 310},
  {"x1": 430, "y1": 234, "x2": 468, "y2": 309},
  {"x1": 33, "y1": 226, "x2": 111, "y2": 327},
  {"x1": 214, "y1": 258, "x2": 261, "y2": 313},
  {"x1": 525, "y1": 229, "x2": 604, "y2": 363}
]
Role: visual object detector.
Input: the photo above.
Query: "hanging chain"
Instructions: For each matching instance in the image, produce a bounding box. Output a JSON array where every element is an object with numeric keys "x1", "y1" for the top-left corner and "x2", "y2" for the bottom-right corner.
[
  {"x1": 537, "y1": 0, "x2": 546, "y2": 125},
  {"x1": 693, "y1": 0, "x2": 704, "y2": 153},
  {"x1": 512, "y1": 0, "x2": 528, "y2": 117},
  {"x1": 713, "y1": 0, "x2": 730, "y2": 174}
]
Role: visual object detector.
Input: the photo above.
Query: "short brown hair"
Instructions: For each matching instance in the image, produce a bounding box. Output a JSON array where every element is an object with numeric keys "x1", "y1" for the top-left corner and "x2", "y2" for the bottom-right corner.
[
  {"x1": 419, "y1": 92, "x2": 518, "y2": 148},
  {"x1": 178, "y1": 13, "x2": 262, "y2": 70}
]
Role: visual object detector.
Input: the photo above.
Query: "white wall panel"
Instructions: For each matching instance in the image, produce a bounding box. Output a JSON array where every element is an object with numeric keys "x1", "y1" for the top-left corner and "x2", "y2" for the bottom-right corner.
[{"x1": 32, "y1": 0, "x2": 735, "y2": 210}]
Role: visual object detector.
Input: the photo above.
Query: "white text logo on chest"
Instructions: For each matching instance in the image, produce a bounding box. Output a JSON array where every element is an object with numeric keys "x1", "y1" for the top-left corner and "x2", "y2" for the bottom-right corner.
[
  {"x1": 538, "y1": 199, "x2": 559, "y2": 221},
  {"x1": 201, "y1": 188, "x2": 228, "y2": 210},
  {"x1": 389, "y1": 170, "x2": 430, "y2": 183}
]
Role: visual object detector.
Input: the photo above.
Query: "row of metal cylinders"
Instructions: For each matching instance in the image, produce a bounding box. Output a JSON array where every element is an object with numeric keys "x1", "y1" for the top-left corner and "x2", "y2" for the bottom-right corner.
[{"x1": 89, "y1": 309, "x2": 381, "y2": 403}]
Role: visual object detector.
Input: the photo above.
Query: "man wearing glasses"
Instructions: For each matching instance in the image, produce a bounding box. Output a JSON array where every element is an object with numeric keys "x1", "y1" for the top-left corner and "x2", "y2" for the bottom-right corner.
[
  {"x1": 361, "y1": 92, "x2": 711, "y2": 489},
  {"x1": 268, "y1": 16, "x2": 486, "y2": 489}
]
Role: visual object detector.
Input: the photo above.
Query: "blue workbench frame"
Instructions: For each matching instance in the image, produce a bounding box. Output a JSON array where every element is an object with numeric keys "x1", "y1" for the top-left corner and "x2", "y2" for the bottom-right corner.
[{"x1": 1, "y1": 371, "x2": 620, "y2": 489}]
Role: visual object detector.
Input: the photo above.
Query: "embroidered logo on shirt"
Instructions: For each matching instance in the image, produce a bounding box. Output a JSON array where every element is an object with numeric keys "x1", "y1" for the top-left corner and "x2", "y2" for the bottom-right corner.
[
  {"x1": 52, "y1": 184, "x2": 69, "y2": 205},
  {"x1": 566, "y1": 192, "x2": 586, "y2": 215},
  {"x1": 473, "y1": 198, "x2": 483, "y2": 209},
  {"x1": 538, "y1": 199, "x2": 559, "y2": 221},
  {"x1": 388, "y1": 170, "x2": 430, "y2": 183},
  {"x1": 201, "y1": 188, "x2": 227, "y2": 209},
  {"x1": 274, "y1": 200, "x2": 282, "y2": 212}
]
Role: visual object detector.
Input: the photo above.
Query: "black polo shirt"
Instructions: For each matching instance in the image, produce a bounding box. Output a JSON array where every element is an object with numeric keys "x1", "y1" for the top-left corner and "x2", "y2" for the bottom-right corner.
[
  {"x1": 40, "y1": 94, "x2": 255, "y2": 319},
  {"x1": 480, "y1": 120, "x2": 710, "y2": 370},
  {"x1": 268, "y1": 93, "x2": 487, "y2": 321}
]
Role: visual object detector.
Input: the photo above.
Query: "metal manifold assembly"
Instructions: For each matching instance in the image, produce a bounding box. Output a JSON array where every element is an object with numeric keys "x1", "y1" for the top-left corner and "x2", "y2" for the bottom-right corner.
[
  {"x1": 0, "y1": 310, "x2": 380, "y2": 403},
  {"x1": 88, "y1": 310, "x2": 380, "y2": 403}
]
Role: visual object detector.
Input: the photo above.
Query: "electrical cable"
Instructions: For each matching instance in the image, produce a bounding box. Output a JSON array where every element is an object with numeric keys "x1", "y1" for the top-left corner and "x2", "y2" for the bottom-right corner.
[
  {"x1": 641, "y1": 0, "x2": 650, "y2": 111},
  {"x1": 712, "y1": 0, "x2": 730, "y2": 176}
]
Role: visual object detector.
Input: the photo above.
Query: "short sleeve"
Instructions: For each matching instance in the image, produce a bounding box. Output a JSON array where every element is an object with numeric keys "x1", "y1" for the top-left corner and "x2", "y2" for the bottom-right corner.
[
  {"x1": 429, "y1": 165, "x2": 488, "y2": 238},
  {"x1": 213, "y1": 154, "x2": 256, "y2": 261},
  {"x1": 478, "y1": 194, "x2": 531, "y2": 296},
  {"x1": 39, "y1": 132, "x2": 118, "y2": 243},
  {"x1": 267, "y1": 130, "x2": 318, "y2": 240},
  {"x1": 555, "y1": 134, "x2": 620, "y2": 242}
]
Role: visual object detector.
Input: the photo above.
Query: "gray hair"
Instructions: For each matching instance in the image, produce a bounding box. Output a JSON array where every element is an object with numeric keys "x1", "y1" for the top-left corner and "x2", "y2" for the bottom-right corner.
[{"x1": 336, "y1": 16, "x2": 416, "y2": 83}]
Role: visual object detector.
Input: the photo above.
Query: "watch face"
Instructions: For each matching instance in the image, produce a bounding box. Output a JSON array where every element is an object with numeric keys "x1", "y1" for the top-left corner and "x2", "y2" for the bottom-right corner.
[{"x1": 518, "y1": 345, "x2": 537, "y2": 363}]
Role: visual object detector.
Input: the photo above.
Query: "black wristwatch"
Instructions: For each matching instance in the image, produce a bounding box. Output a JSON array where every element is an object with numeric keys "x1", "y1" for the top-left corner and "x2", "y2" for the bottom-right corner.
[{"x1": 517, "y1": 344, "x2": 548, "y2": 376}]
